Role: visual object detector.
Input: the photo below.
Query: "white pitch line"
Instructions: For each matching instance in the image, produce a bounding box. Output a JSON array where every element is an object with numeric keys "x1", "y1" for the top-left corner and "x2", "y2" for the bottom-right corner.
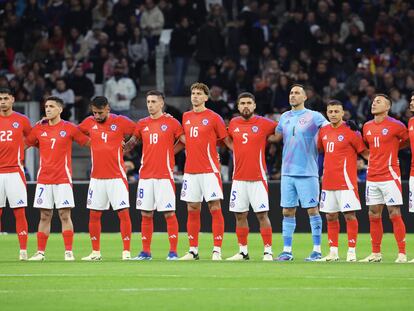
[{"x1": 0, "y1": 287, "x2": 413, "y2": 294}]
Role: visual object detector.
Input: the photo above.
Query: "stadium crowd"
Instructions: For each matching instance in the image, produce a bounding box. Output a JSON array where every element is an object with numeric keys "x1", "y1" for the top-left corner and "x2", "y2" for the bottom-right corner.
[{"x1": 1, "y1": 0, "x2": 414, "y2": 179}]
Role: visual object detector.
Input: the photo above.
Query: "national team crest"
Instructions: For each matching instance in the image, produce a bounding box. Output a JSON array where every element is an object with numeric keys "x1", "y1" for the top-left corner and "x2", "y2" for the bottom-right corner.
[
  {"x1": 136, "y1": 199, "x2": 142, "y2": 206},
  {"x1": 12, "y1": 122, "x2": 19, "y2": 128},
  {"x1": 299, "y1": 118, "x2": 306, "y2": 125},
  {"x1": 161, "y1": 124, "x2": 168, "y2": 131},
  {"x1": 382, "y1": 128, "x2": 388, "y2": 135},
  {"x1": 338, "y1": 135, "x2": 344, "y2": 141},
  {"x1": 60, "y1": 130, "x2": 67, "y2": 137},
  {"x1": 202, "y1": 119, "x2": 209, "y2": 125},
  {"x1": 87, "y1": 199, "x2": 92, "y2": 205},
  {"x1": 251, "y1": 126, "x2": 259, "y2": 133},
  {"x1": 110, "y1": 124, "x2": 117, "y2": 131},
  {"x1": 37, "y1": 198, "x2": 43, "y2": 205}
]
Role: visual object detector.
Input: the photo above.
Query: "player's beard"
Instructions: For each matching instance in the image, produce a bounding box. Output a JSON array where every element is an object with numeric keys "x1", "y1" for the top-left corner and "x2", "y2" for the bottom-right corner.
[{"x1": 241, "y1": 109, "x2": 253, "y2": 120}]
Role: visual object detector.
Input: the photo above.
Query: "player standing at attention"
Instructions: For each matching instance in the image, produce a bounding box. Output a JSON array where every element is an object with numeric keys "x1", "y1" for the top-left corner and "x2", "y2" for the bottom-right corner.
[
  {"x1": 226, "y1": 92, "x2": 276, "y2": 261},
  {"x1": 125, "y1": 90, "x2": 182, "y2": 260},
  {"x1": 26, "y1": 97, "x2": 90, "y2": 261},
  {"x1": 317, "y1": 100, "x2": 369, "y2": 262},
  {"x1": 271, "y1": 84, "x2": 328, "y2": 261},
  {"x1": 0, "y1": 87, "x2": 31, "y2": 260},
  {"x1": 79, "y1": 96, "x2": 135, "y2": 261},
  {"x1": 408, "y1": 92, "x2": 414, "y2": 263},
  {"x1": 360, "y1": 94, "x2": 408, "y2": 263},
  {"x1": 179, "y1": 82, "x2": 232, "y2": 260}
]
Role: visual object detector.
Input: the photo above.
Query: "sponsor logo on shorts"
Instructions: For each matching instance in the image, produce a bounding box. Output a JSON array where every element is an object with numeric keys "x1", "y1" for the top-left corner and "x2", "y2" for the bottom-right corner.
[
  {"x1": 211, "y1": 192, "x2": 217, "y2": 198},
  {"x1": 37, "y1": 198, "x2": 43, "y2": 205},
  {"x1": 17, "y1": 199, "x2": 25, "y2": 205},
  {"x1": 12, "y1": 122, "x2": 19, "y2": 128},
  {"x1": 251, "y1": 126, "x2": 259, "y2": 133},
  {"x1": 136, "y1": 199, "x2": 142, "y2": 206},
  {"x1": 161, "y1": 124, "x2": 168, "y2": 131},
  {"x1": 388, "y1": 198, "x2": 395, "y2": 204},
  {"x1": 382, "y1": 128, "x2": 388, "y2": 135},
  {"x1": 120, "y1": 200, "x2": 127, "y2": 206},
  {"x1": 309, "y1": 198, "x2": 316, "y2": 204},
  {"x1": 62, "y1": 200, "x2": 70, "y2": 205},
  {"x1": 259, "y1": 204, "x2": 267, "y2": 209},
  {"x1": 343, "y1": 203, "x2": 351, "y2": 209},
  {"x1": 202, "y1": 119, "x2": 209, "y2": 125},
  {"x1": 60, "y1": 130, "x2": 67, "y2": 137},
  {"x1": 165, "y1": 203, "x2": 173, "y2": 209},
  {"x1": 110, "y1": 124, "x2": 117, "y2": 131},
  {"x1": 338, "y1": 135, "x2": 344, "y2": 141}
]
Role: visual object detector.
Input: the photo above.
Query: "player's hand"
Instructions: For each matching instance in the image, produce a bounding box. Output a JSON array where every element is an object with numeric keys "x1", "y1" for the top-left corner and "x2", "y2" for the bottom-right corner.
[
  {"x1": 164, "y1": 112, "x2": 173, "y2": 118},
  {"x1": 346, "y1": 120, "x2": 359, "y2": 131},
  {"x1": 123, "y1": 137, "x2": 137, "y2": 153},
  {"x1": 36, "y1": 117, "x2": 48, "y2": 125}
]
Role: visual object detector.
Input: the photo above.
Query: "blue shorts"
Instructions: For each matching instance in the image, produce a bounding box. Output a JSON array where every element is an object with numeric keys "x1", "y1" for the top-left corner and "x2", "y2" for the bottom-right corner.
[{"x1": 280, "y1": 176, "x2": 319, "y2": 208}]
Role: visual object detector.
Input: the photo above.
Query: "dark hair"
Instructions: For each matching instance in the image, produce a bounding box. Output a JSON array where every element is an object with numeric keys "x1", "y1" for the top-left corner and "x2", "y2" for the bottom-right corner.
[
  {"x1": 0, "y1": 87, "x2": 13, "y2": 96},
  {"x1": 290, "y1": 83, "x2": 306, "y2": 92},
  {"x1": 146, "y1": 90, "x2": 165, "y2": 100},
  {"x1": 56, "y1": 78, "x2": 66, "y2": 83},
  {"x1": 237, "y1": 92, "x2": 256, "y2": 104},
  {"x1": 91, "y1": 96, "x2": 109, "y2": 108},
  {"x1": 327, "y1": 99, "x2": 344, "y2": 108},
  {"x1": 191, "y1": 82, "x2": 210, "y2": 96},
  {"x1": 44, "y1": 96, "x2": 65, "y2": 107},
  {"x1": 374, "y1": 93, "x2": 392, "y2": 106}
]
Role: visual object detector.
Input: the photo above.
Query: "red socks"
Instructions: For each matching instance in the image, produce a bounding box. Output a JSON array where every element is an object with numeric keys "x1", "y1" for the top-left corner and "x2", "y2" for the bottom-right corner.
[
  {"x1": 390, "y1": 215, "x2": 406, "y2": 254},
  {"x1": 62, "y1": 230, "x2": 74, "y2": 251},
  {"x1": 141, "y1": 215, "x2": 153, "y2": 253},
  {"x1": 13, "y1": 207, "x2": 28, "y2": 250},
  {"x1": 166, "y1": 214, "x2": 179, "y2": 252},
  {"x1": 236, "y1": 226, "x2": 249, "y2": 246},
  {"x1": 327, "y1": 220, "x2": 339, "y2": 248},
  {"x1": 187, "y1": 210, "x2": 200, "y2": 247},
  {"x1": 346, "y1": 218, "x2": 358, "y2": 248},
  {"x1": 89, "y1": 210, "x2": 102, "y2": 251},
  {"x1": 37, "y1": 232, "x2": 49, "y2": 252},
  {"x1": 260, "y1": 227, "x2": 272, "y2": 247},
  {"x1": 369, "y1": 216, "x2": 383, "y2": 253},
  {"x1": 118, "y1": 209, "x2": 131, "y2": 251},
  {"x1": 210, "y1": 209, "x2": 224, "y2": 247}
]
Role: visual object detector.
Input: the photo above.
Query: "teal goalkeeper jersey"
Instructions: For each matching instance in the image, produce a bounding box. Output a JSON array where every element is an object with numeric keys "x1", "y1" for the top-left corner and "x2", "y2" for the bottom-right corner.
[{"x1": 276, "y1": 108, "x2": 328, "y2": 177}]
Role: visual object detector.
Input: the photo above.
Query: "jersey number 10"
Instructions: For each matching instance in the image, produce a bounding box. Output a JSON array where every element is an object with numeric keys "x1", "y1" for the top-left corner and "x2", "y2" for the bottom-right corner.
[{"x1": 326, "y1": 142, "x2": 334, "y2": 153}]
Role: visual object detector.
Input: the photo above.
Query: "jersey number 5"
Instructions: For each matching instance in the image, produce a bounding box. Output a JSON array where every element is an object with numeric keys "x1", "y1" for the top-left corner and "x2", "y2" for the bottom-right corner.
[{"x1": 242, "y1": 133, "x2": 248, "y2": 144}]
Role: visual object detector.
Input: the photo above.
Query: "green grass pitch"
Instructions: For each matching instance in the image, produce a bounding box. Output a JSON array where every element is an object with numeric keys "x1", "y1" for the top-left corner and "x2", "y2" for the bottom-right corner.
[{"x1": 1, "y1": 232, "x2": 414, "y2": 311}]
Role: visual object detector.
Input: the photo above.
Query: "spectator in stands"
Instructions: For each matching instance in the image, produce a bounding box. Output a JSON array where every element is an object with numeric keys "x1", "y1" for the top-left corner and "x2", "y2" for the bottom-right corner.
[
  {"x1": 92, "y1": 0, "x2": 113, "y2": 30},
  {"x1": 51, "y1": 78, "x2": 75, "y2": 120},
  {"x1": 64, "y1": 27, "x2": 88, "y2": 61},
  {"x1": 104, "y1": 62, "x2": 136, "y2": 116},
  {"x1": 128, "y1": 26, "x2": 149, "y2": 86},
  {"x1": 205, "y1": 85, "x2": 232, "y2": 119},
  {"x1": 170, "y1": 17, "x2": 193, "y2": 96},
  {"x1": 67, "y1": 65, "x2": 95, "y2": 121},
  {"x1": 0, "y1": 37, "x2": 14, "y2": 74},
  {"x1": 389, "y1": 88, "x2": 408, "y2": 120},
  {"x1": 140, "y1": 0, "x2": 165, "y2": 60}
]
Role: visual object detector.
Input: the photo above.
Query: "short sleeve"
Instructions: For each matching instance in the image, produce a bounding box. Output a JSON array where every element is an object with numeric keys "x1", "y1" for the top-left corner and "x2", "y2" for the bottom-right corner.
[
  {"x1": 78, "y1": 118, "x2": 90, "y2": 135},
  {"x1": 265, "y1": 118, "x2": 277, "y2": 136},
  {"x1": 22, "y1": 116, "x2": 32, "y2": 137},
  {"x1": 315, "y1": 112, "x2": 329, "y2": 128},
  {"x1": 317, "y1": 130, "x2": 324, "y2": 152},
  {"x1": 397, "y1": 123, "x2": 408, "y2": 142},
  {"x1": 133, "y1": 120, "x2": 143, "y2": 139},
  {"x1": 25, "y1": 126, "x2": 38, "y2": 146},
  {"x1": 228, "y1": 120, "x2": 234, "y2": 138},
  {"x1": 214, "y1": 114, "x2": 228, "y2": 140},
  {"x1": 172, "y1": 118, "x2": 184, "y2": 139},
  {"x1": 276, "y1": 114, "x2": 284, "y2": 133},
  {"x1": 119, "y1": 116, "x2": 136, "y2": 136},
  {"x1": 350, "y1": 130, "x2": 367, "y2": 154},
  {"x1": 71, "y1": 124, "x2": 90, "y2": 146}
]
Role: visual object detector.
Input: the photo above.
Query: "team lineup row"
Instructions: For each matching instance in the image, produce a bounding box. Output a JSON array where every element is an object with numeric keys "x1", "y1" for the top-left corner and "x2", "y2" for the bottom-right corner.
[{"x1": 0, "y1": 83, "x2": 414, "y2": 263}]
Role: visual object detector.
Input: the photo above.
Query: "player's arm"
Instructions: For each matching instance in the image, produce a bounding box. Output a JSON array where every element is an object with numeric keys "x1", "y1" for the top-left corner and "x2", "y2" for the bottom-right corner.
[
  {"x1": 399, "y1": 139, "x2": 409, "y2": 150},
  {"x1": 267, "y1": 132, "x2": 283, "y2": 143},
  {"x1": 222, "y1": 136, "x2": 233, "y2": 151},
  {"x1": 174, "y1": 140, "x2": 185, "y2": 154},
  {"x1": 124, "y1": 135, "x2": 141, "y2": 153},
  {"x1": 359, "y1": 149, "x2": 369, "y2": 161}
]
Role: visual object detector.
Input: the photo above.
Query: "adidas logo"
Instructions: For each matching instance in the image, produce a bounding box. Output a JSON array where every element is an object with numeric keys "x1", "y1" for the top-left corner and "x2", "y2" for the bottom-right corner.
[
  {"x1": 234, "y1": 128, "x2": 240, "y2": 132},
  {"x1": 41, "y1": 132, "x2": 47, "y2": 137},
  {"x1": 62, "y1": 200, "x2": 70, "y2": 205},
  {"x1": 349, "y1": 239, "x2": 356, "y2": 244},
  {"x1": 169, "y1": 234, "x2": 177, "y2": 239},
  {"x1": 18, "y1": 230, "x2": 27, "y2": 236},
  {"x1": 388, "y1": 198, "x2": 395, "y2": 204},
  {"x1": 322, "y1": 135, "x2": 327, "y2": 140},
  {"x1": 141, "y1": 236, "x2": 147, "y2": 240},
  {"x1": 17, "y1": 199, "x2": 25, "y2": 205},
  {"x1": 123, "y1": 237, "x2": 130, "y2": 241},
  {"x1": 343, "y1": 203, "x2": 351, "y2": 209},
  {"x1": 165, "y1": 203, "x2": 173, "y2": 209},
  {"x1": 314, "y1": 226, "x2": 321, "y2": 230},
  {"x1": 211, "y1": 192, "x2": 217, "y2": 198},
  {"x1": 366, "y1": 130, "x2": 371, "y2": 135},
  {"x1": 309, "y1": 198, "x2": 316, "y2": 204},
  {"x1": 120, "y1": 201, "x2": 127, "y2": 206},
  {"x1": 185, "y1": 120, "x2": 191, "y2": 125},
  {"x1": 91, "y1": 236, "x2": 97, "y2": 241},
  {"x1": 214, "y1": 235, "x2": 223, "y2": 240},
  {"x1": 259, "y1": 204, "x2": 266, "y2": 209},
  {"x1": 143, "y1": 126, "x2": 149, "y2": 132},
  {"x1": 92, "y1": 125, "x2": 98, "y2": 129},
  {"x1": 188, "y1": 235, "x2": 194, "y2": 240}
]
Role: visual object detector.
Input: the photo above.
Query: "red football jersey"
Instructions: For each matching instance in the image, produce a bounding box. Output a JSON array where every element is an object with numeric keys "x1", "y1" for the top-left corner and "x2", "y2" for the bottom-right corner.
[
  {"x1": 182, "y1": 109, "x2": 228, "y2": 174},
  {"x1": 363, "y1": 116, "x2": 408, "y2": 182},
  {"x1": 134, "y1": 115, "x2": 183, "y2": 179},
  {"x1": 79, "y1": 114, "x2": 135, "y2": 179},
  {"x1": 318, "y1": 123, "x2": 367, "y2": 190},
  {"x1": 0, "y1": 112, "x2": 31, "y2": 173},
  {"x1": 26, "y1": 120, "x2": 89, "y2": 184},
  {"x1": 409, "y1": 117, "x2": 414, "y2": 176},
  {"x1": 229, "y1": 116, "x2": 277, "y2": 181}
]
